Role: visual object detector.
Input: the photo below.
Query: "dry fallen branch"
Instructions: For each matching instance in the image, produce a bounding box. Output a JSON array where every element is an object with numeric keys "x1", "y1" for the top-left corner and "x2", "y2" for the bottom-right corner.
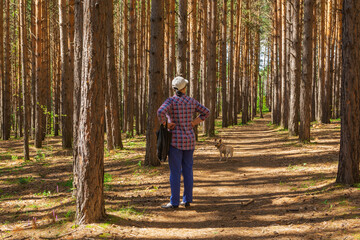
[
  {"x1": 241, "y1": 199, "x2": 254, "y2": 206},
  {"x1": 39, "y1": 228, "x2": 80, "y2": 240}
]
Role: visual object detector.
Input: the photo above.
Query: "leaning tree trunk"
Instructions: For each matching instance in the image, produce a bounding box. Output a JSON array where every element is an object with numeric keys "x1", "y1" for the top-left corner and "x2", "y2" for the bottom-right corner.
[
  {"x1": 336, "y1": 0, "x2": 360, "y2": 185},
  {"x1": 20, "y1": 0, "x2": 29, "y2": 160},
  {"x1": 75, "y1": 0, "x2": 107, "y2": 224},
  {"x1": 299, "y1": 0, "x2": 314, "y2": 142},
  {"x1": 144, "y1": 0, "x2": 164, "y2": 167}
]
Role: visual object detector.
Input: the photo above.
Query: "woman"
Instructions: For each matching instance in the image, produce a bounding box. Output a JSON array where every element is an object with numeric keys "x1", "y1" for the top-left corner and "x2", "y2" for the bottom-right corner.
[{"x1": 157, "y1": 76, "x2": 210, "y2": 209}]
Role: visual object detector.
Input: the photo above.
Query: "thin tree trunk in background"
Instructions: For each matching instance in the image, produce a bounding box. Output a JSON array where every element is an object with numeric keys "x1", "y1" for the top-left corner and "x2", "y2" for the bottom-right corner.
[
  {"x1": 75, "y1": 0, "x2": 107, "y2": 224},
  {"x1": 169, "y1": 0, "x2": 176, "y2": 95},
  {"x1": 20, "y1": 0, "x2": 29, "y2": 160},
  {"x1": 200, "y1": 0, "x2": 207, "y2": 134},
  {"x1": 106, "y1": 0, "x2": 122, "y2": 149},
  {"x1": 190, "y1": 0, "x2": 197, "y2": 99},
  {"x1": 123, "y1": 0, "x2": 128, "y2": 133},
  {"x1": 127, "y1": 0, "x2": 135, "y2": 137},
  {"x1": 299, "y1": 0, "x2": 314, "y2": 142},
  {"x1": 234, "y1": 0, "x2": 242, "y2": 124},
  {"x1": 311, "y1": 4, "x2": 317, "y2": 122},
  {"x1": 177, "y1": 0, "x2": 187, "y2": 77},
  {"x1": 336, "y1": 0, "x2": 360, "y2": 185},
  {"x1": 35, "y1": 0, "x2": 44, "y2": 147},
  {"x1": 59, "y1": 0, "x2": 73, "y2": 148},
  {"x1": 280, "y1": 0, "x2": 288, "y2": 128},
  {"x1": 318, "y1": 0, "x2": 326, "y2": 123},
  {"x1": 73, "y1": 0, "x2": 83, "y2": 197},
  {"x1": 207, "y1": 0, "x2": 216, "y2": 136},
  {"x1": 2, "y1": 0, "x2": 11, "y2": 140},
  {"x1": 145, "y1": 0, "x2": 164, "y2": 167},
  {"x1": 228, "y1": 0, "x2": 234, "y2": 125},
  {"x1": 0, "y1": 0, "x2": 3, "y2": 139},
  {"x1": 242, "y1": 0, "x2": 250, "y2": 125},
  {"x1": 288, "y1": 0, "x2": 300, "y2": 136},
  {"x1": 221, "y1": 0, "x2": 227, "y2": 127},
  {"x1": 324, "y1": 0, "x2": 332, "y2": 123}
]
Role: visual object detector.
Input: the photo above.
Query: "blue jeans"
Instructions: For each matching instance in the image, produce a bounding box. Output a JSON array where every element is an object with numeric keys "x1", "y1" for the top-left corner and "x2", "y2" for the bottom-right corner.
[{"x1": 168, "y1": 145, "x2": 194, "y2": 206}]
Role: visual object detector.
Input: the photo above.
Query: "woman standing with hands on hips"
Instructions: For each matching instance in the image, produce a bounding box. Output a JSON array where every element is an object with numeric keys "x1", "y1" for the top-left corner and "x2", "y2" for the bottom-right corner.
[{"x1": 157, "y1": 76, "x2": 210, "y2": 209}]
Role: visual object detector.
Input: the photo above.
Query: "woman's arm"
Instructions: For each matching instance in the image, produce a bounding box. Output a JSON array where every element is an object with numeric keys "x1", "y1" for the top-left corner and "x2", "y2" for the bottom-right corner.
[
  {"x1": 192, "y1": 100, "x2": 210, "y2": 127},
  {"x1": 157, "y1": 98, "x2": 175, "y2": 129}
]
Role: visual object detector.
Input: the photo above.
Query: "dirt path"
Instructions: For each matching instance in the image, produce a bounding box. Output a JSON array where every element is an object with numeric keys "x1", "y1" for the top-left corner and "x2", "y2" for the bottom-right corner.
[
  {"x1": 1, "y1": 114, "x2": 359, "y2": 240},
  {"x1": 115, "y1": 115, "x2": 358, "y2": 240}
]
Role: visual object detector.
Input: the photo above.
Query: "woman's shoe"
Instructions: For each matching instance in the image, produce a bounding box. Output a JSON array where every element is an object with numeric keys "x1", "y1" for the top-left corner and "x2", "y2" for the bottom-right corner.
[
  {"x1": 180, "y1": 201, "x2": 191, "y2": 208},
  {"x1": 161, "y1": 203, "x2": 178, "y2": 209}
]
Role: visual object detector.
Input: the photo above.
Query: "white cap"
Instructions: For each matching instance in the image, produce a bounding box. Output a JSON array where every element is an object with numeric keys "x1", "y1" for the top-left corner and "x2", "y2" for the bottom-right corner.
[{"x1": 172, "y1": 76, "x2": 189, "y2": 90}]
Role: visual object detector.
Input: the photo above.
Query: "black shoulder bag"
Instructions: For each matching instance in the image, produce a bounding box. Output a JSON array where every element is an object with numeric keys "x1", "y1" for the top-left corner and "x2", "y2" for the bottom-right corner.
[{"x1": 156, "y1": 122, "x2": 172, "y2": 162}]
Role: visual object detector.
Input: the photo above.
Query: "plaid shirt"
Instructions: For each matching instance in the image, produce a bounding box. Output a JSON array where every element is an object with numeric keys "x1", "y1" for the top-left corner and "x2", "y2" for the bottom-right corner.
[{"x1": 157, "y1": 95, "x2": 210, "y2": 150}]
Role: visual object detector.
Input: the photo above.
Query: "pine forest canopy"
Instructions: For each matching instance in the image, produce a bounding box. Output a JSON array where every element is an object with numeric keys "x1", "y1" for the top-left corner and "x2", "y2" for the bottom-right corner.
[{"x1": 0, "y1": 0, "x2": 359, "y2": 224}]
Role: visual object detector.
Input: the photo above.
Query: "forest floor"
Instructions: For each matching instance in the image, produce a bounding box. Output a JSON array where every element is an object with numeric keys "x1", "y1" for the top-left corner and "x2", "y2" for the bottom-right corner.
[{"x1": 0, "y1": 114, "x2": 360, "y2": 240}]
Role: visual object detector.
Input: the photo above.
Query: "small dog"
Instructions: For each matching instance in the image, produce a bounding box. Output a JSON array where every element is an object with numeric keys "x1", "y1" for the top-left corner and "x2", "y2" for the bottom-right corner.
[{"x1": 214, "y1": 139, "x2": 234, "y2": 161}]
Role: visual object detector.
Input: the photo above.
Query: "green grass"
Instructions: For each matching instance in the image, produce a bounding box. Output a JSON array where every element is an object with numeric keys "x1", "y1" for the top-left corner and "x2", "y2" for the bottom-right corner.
[{"x1": 34, "y1": 190, "x2": 52, "y2": 197}]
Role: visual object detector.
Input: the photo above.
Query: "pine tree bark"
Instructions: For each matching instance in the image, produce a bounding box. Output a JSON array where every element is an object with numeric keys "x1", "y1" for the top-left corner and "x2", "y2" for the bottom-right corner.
[
  {"x1": 336, "y1": 0, "x2": 360, "y2": 185},
  {"x1": 123, "y1": 0, "x2": 128, "y2": 133},
  {"x1": 221, "y1": 0, "x2": 228, "y2": 127},
  {"x1": 177, "y1": 0, "x2": 187, "y2": 77},
  {"x1": 59, "y1": 0, "x2": 73, "y2": 148},
  {"x1": 242, "y1": 0, "x2": 250, "y2": 125},
  {"x1": 288, "y1": 0, "x2": 300, "y2": 136},
  {"x1": 145, "y1": 0, "x2": 164, "y2": 166},
  {"x1": 299, "y1": 0, "x2": 314, "y2": 142},
  {"x1": 2, "y1": 0, "x2": 11, "y2": 140},
  {"x1": 75, "y1": 0, "x2": 107, "y2": 224},
  {"x1": 73, "y1": 0, "x2": 83, "y2": 197},
  {"x1": 207, "y1": 0, "x2": 216, "y2": 136},
  {"x1": 20, "y1": 0, "x2": 29, "y2": 160},
  {"x1": 0, "y1": 0, "x2": 3, "y2": 139},
  {"x1": 280, "y1": 0, "x2": 288, "y2": 128},
  {"x1": 190, "y1": 0, "x2": 197, "y2": 99},
  {"x1": 106, "y1": 0, "x2": 122, "y2": 149},
  {"x1": 35, "y1": 0, "x2": 44, "y2": 147},
  {"x1": 127, "y1": 0, "x2": 135, "y2": 137}
]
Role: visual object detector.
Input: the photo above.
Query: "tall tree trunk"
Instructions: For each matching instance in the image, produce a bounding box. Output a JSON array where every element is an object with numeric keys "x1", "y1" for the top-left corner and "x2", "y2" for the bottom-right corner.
[
  {"x1": 35, "y1": 0, "x2": 44, "y2": 147},
  {"x1": 190, "y1": 0, "x2": 197, "y2": 99},
  {"x1": 206, "y1": 0, "x2": 216, "y2": 136},
  {"x1": 177, "y1": 0, "x2": 187, "y2": 77},
  {"x1": 299, "y1": 0, "x2": 314, "y2": 142},
  {"x1": 106, "y1": 0, "x2": 122, "y2": 149},
  {"x1": 59, "y1": 0, "x2": 73, "y2": 148},
  {"x1": 221, "y1": 0, "x2": 228, "y2": 127},
  {"x1": 0, "y1": 0, "x2": 3, "y2": 139},
  {"x1": 127, "y1": 0, "x2": 135, "y2": 137},
  {"x1": 73, "y1": 0, "x2": 83, "y2": 197},
  {"x1": 228, "y1": 0, "x2": 234, "y2": 125},
  {"x1": 123, "y1": 0, "x2": 128, "y2": 133},
  {"x1": 145, "y1": 0, "x2": 164, "y2": 166},
  {"x1": 75, "y1": 0, "x2": 107, "y2": 224},
  {"x1": 242, "y1": 0, "x2": 250, "y2": 125},
  {"x1": 280, "y1": 0, "x2": 288, "y2": 128},
  {"x1": 20, "y1": 0, "x2": 29, "y2": 160},
  {"x1": 2, "y1": 0, "x2": 11, "y2": 140},
  {"x1": 318, "y1": 0, "x2": 326, "y2": 123},
  {"x1": 169, "y1": 0, "x2": 176, "y2": 95},
  {"x1": 336, "y1": 0, "x2": 360, "y2": 185},
  {"x1": 288, "y1": 0, "x2": 300, "y2": 136}
]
